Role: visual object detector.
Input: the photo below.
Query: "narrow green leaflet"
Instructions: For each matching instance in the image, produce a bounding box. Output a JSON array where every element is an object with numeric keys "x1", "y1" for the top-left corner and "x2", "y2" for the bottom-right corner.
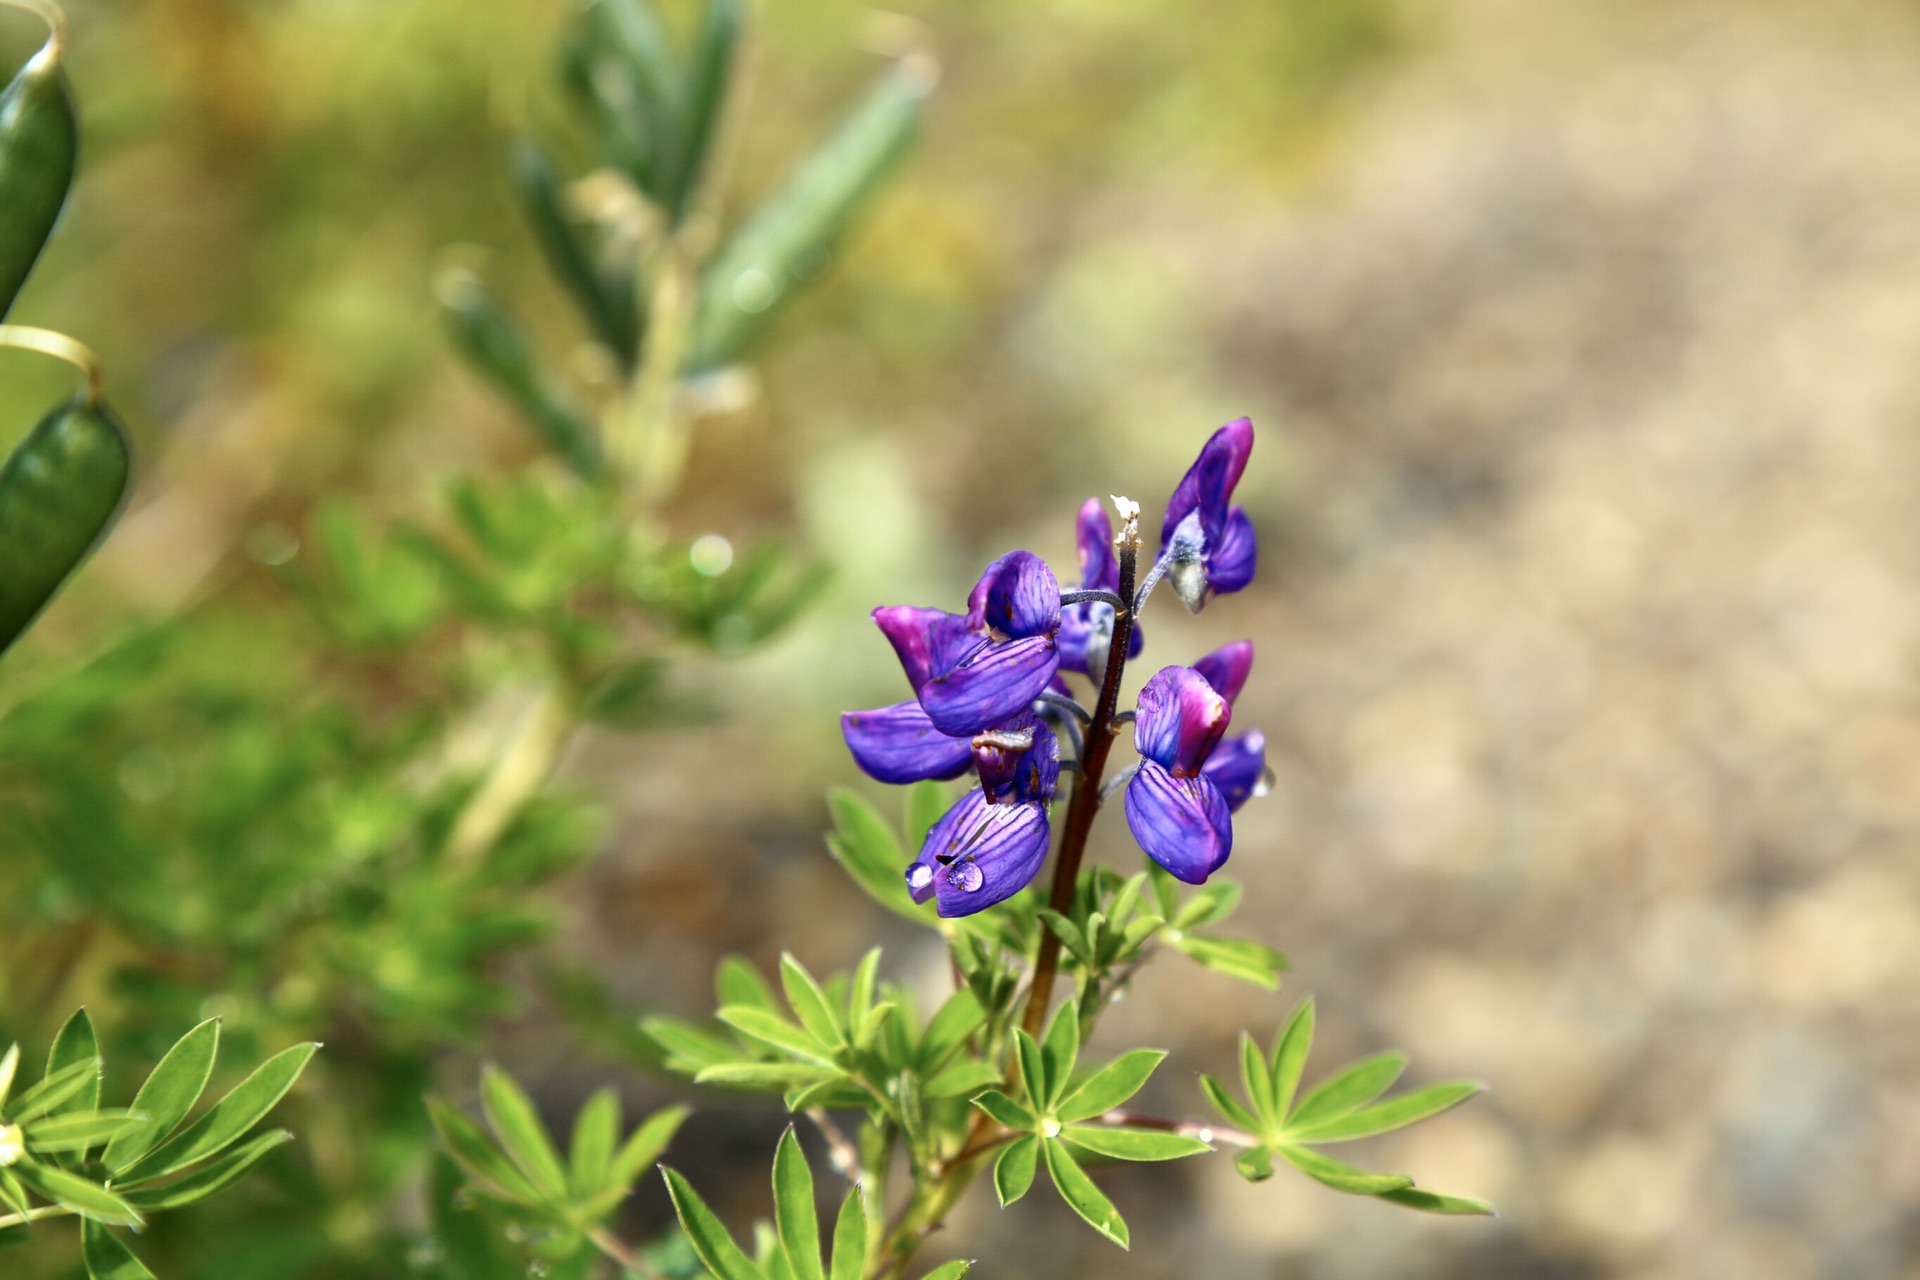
[
  {"x1": 510, "y1": 138, "x2": 639, "y2": 359},
  {"x1": 1058, "y1": 1126, "x2": 1209, "y2": 1162},
  {"x1": 1041, "y1": 1138, "x2": 1128, "y2": 1250},
  {"x1": 1170, "y1": 935, "x2": 1288, "y2": 990},
  {"x1": 920, "y1": 1263, "x2": 973, "y2": 1279},
  {"x1": 0, "y1": 397, "x2": 133, "y2": 657},
  {"x1": 10, "y1": 1056, "x2": 103, "y2": 1123},
  {"x1": 1377, "y1": 1186, "x2": 1497, "y2": 1216},
  {"x1": 993, "y1": 1134, "x2": 1039, "y2": 1206},
  {"x1": 13, "y1": 1160, "x2": 142, "y2": 1225},
  {"x1": 0, "y1": 1043, "x2": 19, "y2": 1107},
  {"x1": 773, "y1": 1129, "x2": 825, "y2": 1280},
  {"x1": 1057, "y1": 1050, "x2": 1165, "y2": 1123},
  {"x1": 828, "y1": 1187, "x2": 866, "y2": 1280},
  {"x1": 662, "y1": 1166, "x2": 764, "y2": 1280},
  {"x1": 779, "y1": 954, "x2": 844, "y2": 1050},
  {"x1": 1269, "y1": 998, "x2": 1314, "y2": 1119},
  {"x1": 915, "y1": 989, "x2": 984, "y2": 1073},
  {"x1": 24, "y1": 1109, "x2": 144, "y2": 1153},
  {"x1": 1287, "y1": 1052, "x2": 1406, "y2": 1131},
  {"x1": 1197, "y1": 1074, "x2": 1258, "y2": 1134},
  {"x1": 427, "y1": 1097, "x2": 540, "y2": 1204},
  {"x1": 670, "y1": 0, "x2": 741, "y2": 220},
  {"x1": 1287, "y1": 1081, "x2": 1483, "y2": 1144},
  {"x1": 81, "y1": 1220, "x2": 156, "y2": 1280},
  {"x1": 568, "y1": 1089, "x2": 619, "y2": 1198},
  {"x1": 479, "y1": 1065, "x2": 569, "y2": 1200},
  {"x1": 694, "y1": 1063, "x2": 840, "y2": 1092},
  {"x1": 1239, "y1": 1033, "x2": 1277, "y2": 1129},
  {"x1": 0, "y1": 34, "x2": 77, "y2": 320},
  {"x1": 119, "y1": 1130, "x2": 294, "y2": 1211},
  {"x1": 824, "y1": 789, "x2": 929, "y2": 920},
  {"x1": 1274, "y1": 1144, "x2": 1413, "y2": 1195},
  {"x1": 608, "y1": 1104, "x2": 688, "y2": 1191},
  {"x1": 717, "y1": 955, "x2": 780, "y2": 1012},
  {"x1": 0, "y1": 1167, "x2": 31, "y2": 1216},
  {"x1": 717, "y1": 1006, "x2": 835, "y2": 1065},
  {"x1": 103, "y1": 1018, "x2": 220, "y2": 1173},
  {"x1": 971, "y1": 1090, "x2": 1032, "y2": 1134},
  {"x1": 1037, "y1": 999, "x2": 1079, "y2": 1110},
  {"x1": 1012, "y1": 1032, "x2": 1047, "y2": 1112},
  {"x1": 115, "y1": 1041, "x2": 315, "y2": 1184}
]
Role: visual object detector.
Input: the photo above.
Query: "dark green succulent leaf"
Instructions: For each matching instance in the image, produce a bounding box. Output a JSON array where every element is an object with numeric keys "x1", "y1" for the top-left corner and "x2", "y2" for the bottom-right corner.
[
  {"x1": 81, "y1": 1219, "x2": 155, "y2": 1280},
  {"x1": 993, "y1": 1134, "x2": 1039, "y2": 1206},
  {"x1": 1056, "y1": 1050, "x2": 1165, "y2": 1124},
  {"x1": 1059, "y1": 1126, "x2": 1210, "y2": 1162},
  {"x1": 0, "y1": 34, "x2": 77, "y2": 321},
  {"x1": 427, "y1": 1097, "x2": 540, "y2": 1204},
  {"x1": 12, "y1": 1159, "x2": 141, "y2": 1225},
  {"x1": 25, "y1": 1109, "x2": 144, "y2": 1154},
  {"x1": 662, "y1": 1166, "x2": 764, "y2": 1280},
  {"x1": 1275, "y1": 1144, "x2": 1413, "y2": 1196},
  {"x1": 773, "y1": 1129, "x2": 825, "y2": 1280},
  {"x1": 828, "y1": 1185, "x2": 866, "y2": 1280},
  {"x1": 103, "y1": 1018, "x2": 219, "y2": 1173},
  {"x1": 114, "y1": 1041, "x2": 314, "y2": 1184},
  {"x1": 1288, "y1": 1052, "x2": 1407, "y2": 1130},
  {"x1": 1041, "y1": 1138, "x2": 1128, "y2": 1249},
  {"x1": 1269, "y1": 999, "x2": 1314, "y2": 1120},
  {"x1": 970, "y1": 1090, "x2": 1034, "y2": 1134},
  {"x1": 1287, "y1": 1081, "x2": 1483, "y2": 1144},
  {"x1": 1376, "y1": 1186, "x2": 1497, "y2": 1216},
  {"x1": 1198, "y1": 1072, "x2": 1261, "y2": 1136},
  {"x1": 118, "y1": 1129, "x2": 293, "y2": 1210}
]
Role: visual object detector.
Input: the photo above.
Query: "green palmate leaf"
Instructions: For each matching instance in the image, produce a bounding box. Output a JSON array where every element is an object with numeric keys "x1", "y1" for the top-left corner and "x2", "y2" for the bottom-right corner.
[
  {"x1": 671, "y1": 0, "x2": 741, "y2": 220},
  {"x1": 0, "y1": 1043, "x2": 19, "y2": 1107},
  {"x1": 1289, "y1": 1052, "x2": 1407, "y2": 1130},
  {"x1": 903, "y1": 780, "x2": 948, "y2": 850},
  {"x1": 1011, "y1": 1032, "x2": 1048, "y2": 1112},
  {"x1": 694, "y1": 1063, "x2": 839, "y2": 1091},
  {"x1": 717, "y1": 1006, "x2": 834, "y2": 1065},
  {"x1": 687, "y1": 58, "x2": 931, "y2": 369},
  {"x1": 773, "y1": 1129, "x2": 824, "y2": 1280},
  {"x1": 12, "y1": 1160, "x2": 141, "y2": 1225},
  {"x1": 1173, "y1": 936, "x2": 1288, "y2": 990},
  {"x1": 717, "y1": 956, "x2": 781, "y2": 1011},
  {"x1": 1234, "y1": 1146, "x2": 1276, "y2": 1182},
  {"x1": 1197, "y1": 1074, "x2": 1260, "y2": 1135},
  {"x1": 103, "y1": 1018, "x2": 219, "y2": 1173},
  {"x1": 780, "y1": 954, "x2": 844, "y2": 1049},
  {"x1": 916, "y1": 989, "x2": 984, "y2": 1073},
  {"x1": 993, "y1": 1134, "x2": 1039, "y2": 1206},
  {"x1": 0, "y1": 33, "x2": 77, "y2": 320},
  {"x1": 1377, "y1": 1186, "x2": 1497, "y2": 1216},
  {"x1": 606, "y1": 1104, "x2": 688, "y2": 1192},
  {"x1": 970, "y1": 1090, "x2": 1034, "y2": 1133},
  {"x1": 1060, "y1": 1126, "x2": 1210, "y2": 1162},
  {"x1": 921, "y1": 1061, "x2": 998, "y2": 1100},
  {"x1": 25, "y1": 1109, "x2": 144, "y2": 1153},
  {"x1": 569, "y1": 1089, "x2": 619, "y2": 1198},
  {"x1": 0, "y1": 1167, "x2": 30, "y2": 1217},
  {"x1": 10, "y1": 1056, "x2": 102, "y2": 1124},
  {"x1": 114, "y1": 1041, "x2": 315, "y2": 1184},
  {"x1": 427, "y1": 1097, "x2": 540, "y2": 1204},
  {"x1": 825, "y1": 789, "x2": 927, "y2": 921},
  {"x1": 1274, "y1": 1144, "x2": 1414, "y2": 1196},
  {"x1": 663, "y1": 1167, "x2": 763, "y2": 1280},
  {"x1": 0, "y1": 395, "x2": 132, "y2": 656},
  {"x1": 81, "y1": 1220, "x2": 155, "y2": 1280},
  {"x1": 438, "y1": 269, "x2": 600, "y2": 479},
  {"x1": 1239, "y1": 1033, "x2": 1277, "y2": 1130},
  {"x1": 921, "y1": 1262, "x2": 973, "y2": 1279},
  {"x1": 1269, "y1": 999, "x2": 1315, "y2": 1120},
  {"x1": 480, "y1": 1065, "x2": 569, "y2": 1199},
  {"x1": 510, "y1": 137, "x2": 639, "y2": 359},
  {"x1": 1037, "y1": 999, "x2": 1080, "y2": 1111},
  {"x1": 828, "y1": 1185, "x2": 866, "y2": 1280},
  {"x1": 1287, "y1": 1081, "x2": 1484, "y2": 1144},
  {"x1": 1041, "y1": 1138, "x2": 1128, "y2": 1250},
  {"x1": 1057, "y1": 1050, "x2": 1165, "y2": 1124},
  {"x1": 118, "y1": 1129, "x2": 293, "y2": 1210}
]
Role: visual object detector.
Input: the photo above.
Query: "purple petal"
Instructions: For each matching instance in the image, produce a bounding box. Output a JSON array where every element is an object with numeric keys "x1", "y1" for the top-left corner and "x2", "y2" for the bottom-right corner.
[
  {"x1": 842, "y1": 701, "x2": 973, "y2": 785},
  {"x1": 1133, "y1": 665, "x2": 1231, "y2": 774},
  {"x1": 919, "y1": 634, "x2": 1059, "y2": 736},
  {"x1": 1075, "y1": 498, "x2": 1118, "y2": 592},
  {"x1": 966, "y1": 551, "x2": 1061, "y2": 640},
  {"x1": 1192, "y1": 640, "x2": 1254, "y2": 705},
  {"x1": 1207, "y1": 506, "x2": 1257, "y2": 595},
  {"x1": 873, "y1": 606, "x2": 978, "y2": 693},
  {"x1": 1202, "y1": 730, "x2": 1267, "y2": 812},
  {"x1": 1125, "y1": 761, "x2": 1232, "y2": 883},
  {"x1": 1161, "y1": 417, "x2": 1254, "y2": 554},
  {"x1": 973, "y1": 710, "x2": 1037, "y2": 802},
  {"x1": 1012, "y1": 719, "x2": 1061, "y2": 804},
  {"x1": 907, "y1": 788, "x2": 1052, "y2": 916}
]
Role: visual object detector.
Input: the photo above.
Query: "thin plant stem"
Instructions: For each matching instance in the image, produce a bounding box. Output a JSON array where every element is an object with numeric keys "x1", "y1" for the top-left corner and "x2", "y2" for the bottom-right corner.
[
  {"x1": 0, "y1": 326, "x2": 103, "y2": 405},
  {"x1": 587, "y1": 1225, "x2": 669, "y2": 1280},
  {"x1": 0, "y1": 1204, "x2": 74, "y2": 1230},
  {"x1": 442, "y1": 682, "x2": 575, "y2": 870}
]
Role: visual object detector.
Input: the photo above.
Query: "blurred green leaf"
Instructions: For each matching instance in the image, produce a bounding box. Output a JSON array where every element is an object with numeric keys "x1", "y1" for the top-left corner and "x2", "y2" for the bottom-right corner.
[
  {"x1": 511, "y1": 137, "x2": 640, "y2": 359},
  {"x1": 428, "y1": 1097, "x2": 540, "y2": 1205},
  {"x1": 1269, "y1": 998, "x2": 1314, "y2": 1120},
  {"x1": 606, "y1": 1105, "x2": 688, "y2": 1194},
  {"x1": 1376, "y1": 1186, "x2": 1497, "y2": 1216},
  {"x1": 568, "y1": 1088, "x2": 619, "y2": 1199},
  {"x1": 81, "y1": 1219, "x2": 155, "y2": 1280},
  {"x1": 0, "y1": 35, "x2": 76, "y2": 321},
  {"x1": 1274, "y1": 1144, "x2": 1413, "y2": 1195},
  {"x1": 480, "y1": 1065, "x2": 569, "y2": 1200},
  {"x1": 824, "y1": 789, "x2": 930, "y2": 921},
  {"x1": 10, "y1": 1056, "x2": 103, "y2": 1124},
  {"x1": 1170, "y1": 934, "x2": 1288, "y2": 990},
  {"x1": 1287, "y1": 1081, "x2": 1483, "y2": 1144},
  {"x1": 779, "y1": 954, "x2": 844, "y2": 1051},
  {"x1": 671, "y1": 0, "x2": 742, "y2": 220},
  {"x1": 1287, "y1": 1052, "x2": 1406, "y2": 1131}
]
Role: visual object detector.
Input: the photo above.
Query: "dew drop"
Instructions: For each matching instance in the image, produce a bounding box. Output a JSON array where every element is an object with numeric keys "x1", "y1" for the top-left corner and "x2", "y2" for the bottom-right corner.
[
  {"x1": 951, "y1": 861, "x2": 984, "y2": 893},
  {"x1": 1252, "y1": 766, "x2": 1275, "y2": 800},
  {"x1": 906, "y1": 864, "x2": 934, "y2": 895},
  {"x1": 1040, "y1": 1118, "x2": 1061, "y2": 1138}
]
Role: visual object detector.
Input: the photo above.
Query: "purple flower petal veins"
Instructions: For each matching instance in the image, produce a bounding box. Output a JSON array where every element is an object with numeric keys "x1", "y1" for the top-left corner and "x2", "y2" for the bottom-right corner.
[
  {"x1": 842, "y1": 701, "x2": 975, "y2": 785},
  {"x1": 1158, "y1": 417, "x2": 1258, "y2": 611},
  {"x1": 1058, "y1": 499, "x2": 1145, "y2": 677},
  {"x1": 1133, "y1": 665, "x2": 1231, "y2": 775},
  {"x1": 918, "y1": 633, "x2": 1059, "y2": 736},
  {"x1": 905, "y1": 786, "x2": 1053, "y2": 916},
  {"x1": 1124, "y1": 760, "x2": 1232, "y2": 883},
  {"x1": 872, "y1": 606, "x2": 979, "y2": 694},
  {"x1": 966, "y1": 550, "x2": 1061, "y2": 640}
]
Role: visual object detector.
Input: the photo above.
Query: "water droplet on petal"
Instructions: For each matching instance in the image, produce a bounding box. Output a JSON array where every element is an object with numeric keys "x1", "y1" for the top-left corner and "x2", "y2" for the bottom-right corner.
[
  {"x1": 906, "y1": 864, "x2": 934, "y2": 894},
  {"x1": 1252, "y1": 766, "x2": 1275, "y2": 799},
  {"x1": 951, "y1": 860, "x2": 984, "y2": 893}
]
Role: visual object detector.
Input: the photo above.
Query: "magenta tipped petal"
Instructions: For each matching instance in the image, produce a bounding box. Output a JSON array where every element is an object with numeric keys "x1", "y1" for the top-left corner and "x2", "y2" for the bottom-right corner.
[
  {"x1": 1125, "y1": 761, "x2": 1232, "y2": 883},
  {"x1": 1192, "y1": 641, "x2": 1255, "y2": 705},
  {"x1": 1134, "y1": 665, "x2": 1231, "y2": 775}
]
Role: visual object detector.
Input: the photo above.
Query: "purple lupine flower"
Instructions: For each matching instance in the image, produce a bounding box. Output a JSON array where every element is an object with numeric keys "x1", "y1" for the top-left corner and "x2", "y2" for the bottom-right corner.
[
  {"x1": 1159, "y1": 417, "x2": 1257, "y2": 612},
  {"x1": 1057, "y1": 499, "x2": 1145, "y2": 680},
  {"x1": 1124, "y1": 665, "x2": 1234, "y2": 883},
  {"x1": 1192, "y1": 640, "x2": 1269, "y2": 812},
  {"x1": 900, "y1": 552, "x2": 1063, "y2": 737},
  {"x1": 906, "y1": 720, "x2": 1060, "y2": 916}
]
